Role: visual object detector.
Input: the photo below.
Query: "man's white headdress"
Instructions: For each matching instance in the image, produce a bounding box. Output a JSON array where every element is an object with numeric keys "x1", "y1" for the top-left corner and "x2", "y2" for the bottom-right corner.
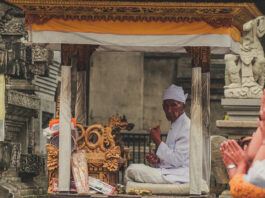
[{"x1": 163, "y1": 84, "x2": 188, "y2": 103}]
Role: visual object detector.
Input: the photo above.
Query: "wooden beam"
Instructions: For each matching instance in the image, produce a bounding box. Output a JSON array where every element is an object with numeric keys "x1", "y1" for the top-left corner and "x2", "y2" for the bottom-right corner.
[
  {"x1": 58, "y1": 44, "x2": 75, "y2": 192},
  {"x1": 202, "y1": 72, "x2": 211, "y2": 186},
  {"x1": 61, "y1": 44, "x2": 75, "y2": 66},
  {"x1": 76, "y1": 45, "x2": 98, "y2": 71},
  {"x1": 185, "y1": 47, "x2": 210, "y2": 195},
  {"x1": 58, "y1": 66, "x2": 72, "y2": 192},
  {"x1": 190, "y1": 66, "x2": 203, "y2": 195},
  {"x1": 75, "y1": 45, "x2": 97, "y2": 125},
  {"x1": 75, "y1": 71, "x2": 87, "y2": 125},
  {"x1": 202, "y1": 48, "x2": 211, "y2": 187}
]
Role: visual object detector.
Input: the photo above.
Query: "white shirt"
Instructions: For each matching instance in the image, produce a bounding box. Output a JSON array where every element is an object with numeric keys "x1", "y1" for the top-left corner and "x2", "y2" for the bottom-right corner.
[
  {"x1": 156, "y1": 113, "x2": 190, "y2": 184},
  {"x1": 243, "y1": 159, "x2": 265, "y2": 189}
]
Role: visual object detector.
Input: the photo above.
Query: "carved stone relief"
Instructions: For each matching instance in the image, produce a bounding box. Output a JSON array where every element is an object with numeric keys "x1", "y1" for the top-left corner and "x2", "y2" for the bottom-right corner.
[
  {"x1": 27, "y1": 45, "x2": 52, "y2": 77},
  {"x1": 10, "y1": 143, "x2": 21, "y2": 169},
  {"x1": 0, "y1": 8, "x2": 27, "y2": 37},
  {"x1": 224, "y1": 16, "x2": 265, "y2": 98},
  {"x1": 32, "y1": 45, "x2": 49, "y2": 63},
  {"x1": 20, "y1": 154, "x2": 43, "y2": 176},
  {"x1": 0, "y1": 7, "x2": 51, "y2": 79},
  {"x1": 7, "y1": 90, "x2": 40, "y2": 110},
  {"x1": 0, "y1": 142, "x2": 12, "y2": 172},
  {"x1": 0, "y1": 42, "x2": 52, "y2": 79}
]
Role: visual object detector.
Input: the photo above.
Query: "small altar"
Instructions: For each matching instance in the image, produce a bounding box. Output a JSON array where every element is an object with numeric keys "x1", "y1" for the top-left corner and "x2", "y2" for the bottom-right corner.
[
  {"x1": 216, "y1": 98, "x2": 259, "y2": 137},
  {"x1": 49, "y1": 194, "x2": 212, "y2": 198}
]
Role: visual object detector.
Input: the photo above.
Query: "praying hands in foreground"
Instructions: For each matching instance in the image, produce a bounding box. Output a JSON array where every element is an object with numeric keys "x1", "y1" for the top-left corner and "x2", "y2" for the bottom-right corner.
[
  {"x1": 220, "y1": 90, "x2": 265, "y2": 197},
  {"x1": 220, "y1": 90, "x2": 265, "y2": 179}
]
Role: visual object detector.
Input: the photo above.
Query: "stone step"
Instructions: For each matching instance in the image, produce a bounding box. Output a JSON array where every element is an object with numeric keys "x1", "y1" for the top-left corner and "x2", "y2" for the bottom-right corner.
[
  {"x1": 21, "y1": 195, "x2": 48, "y2": 198},
  {"x1": 20, "y1": 189, "x2": 35, "y2": 196}
]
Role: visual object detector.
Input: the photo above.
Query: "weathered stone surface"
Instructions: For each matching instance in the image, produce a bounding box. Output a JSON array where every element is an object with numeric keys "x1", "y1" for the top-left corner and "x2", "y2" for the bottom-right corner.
[
  {"x1": 0, "y1": 8, "x2": 26, "y2": 36},
  {"x1": 216, "y1": 120, "x2": 258, "y2": 128},
  {"x1": 10, "y1": 143, "x2": 21, "y2": 169},
  {"x1": 219, "y1": 190, "x2": 233, "y2": 198},
  {"x1": 211, "y1": 136, "x2": 229, "y2": 185},
  {"x1": 89, "y1": 52, "x2": 145, "y2": 131},
  {"x1": 7, "y1": 90, "x2": 40, "y2": 110},
  {"x1": 221, "y1": 98, "x2": 261, "y2": 106},
  {"x1": 0, "y1": 2, "x2": 53, "y2": 197},
  {"x1": 19, "y1": 154, "x2": 43, "y2": 176},
  {"x1": 143, "y1": 55, "x2": 176, "y2": 132},
  {"x1": 224, "y1": 16, "x2": 265, "y2": 98},
  {"x1": 0, "y1": 142, "x2": 12, "y2": 171}
]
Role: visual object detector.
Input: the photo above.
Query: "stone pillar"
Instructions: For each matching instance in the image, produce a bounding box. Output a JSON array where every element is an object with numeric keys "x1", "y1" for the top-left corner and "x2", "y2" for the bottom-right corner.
[
  {"x1": 186, "y1": 47, "x2": 211, "y2": 195},
  {"x1": 0, "y1": 74, "x2": 5, "y2": 141},
  {"x1": 58, "y1": 44, "x2": 74, "y2": 192},
  {"x1": 75, "y1": 45, "x2": 97, "y2": 125}
]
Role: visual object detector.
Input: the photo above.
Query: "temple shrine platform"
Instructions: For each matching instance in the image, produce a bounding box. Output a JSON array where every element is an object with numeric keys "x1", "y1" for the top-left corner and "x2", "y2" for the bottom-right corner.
[{"x1": 49, "y1": 193, "x2": 213, "y2": 198}]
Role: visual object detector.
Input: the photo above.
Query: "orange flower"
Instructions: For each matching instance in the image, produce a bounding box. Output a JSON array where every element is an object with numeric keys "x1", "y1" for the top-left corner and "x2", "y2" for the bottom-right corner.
[{"x1": 229, "y1": 174, "x2": 265, "y2": 198}]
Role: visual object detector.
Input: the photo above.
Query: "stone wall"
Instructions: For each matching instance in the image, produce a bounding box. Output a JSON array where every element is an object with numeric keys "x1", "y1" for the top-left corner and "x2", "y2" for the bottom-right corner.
[
  {"x1": 176, "y1": 55, "x2": 226, "y2": 135},
  {"x1": 89, "y1": 52, "x2": 144, "y2": 130},
  {"x1": 143, "y1": 54, "x2": 178, "y2": 133},
  {"x1": 0, "y1": 3, "x2": 53, "y2": 196},
  {"x1": 89, "y1": 52, "x2": 226, "y2": 134}
]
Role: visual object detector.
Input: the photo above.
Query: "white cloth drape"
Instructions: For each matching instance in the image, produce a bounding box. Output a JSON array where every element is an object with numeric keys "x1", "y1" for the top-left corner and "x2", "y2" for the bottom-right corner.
[
  {"x1": 30, "y1": 31, "x2": 240, "y2": 54},
  {"x1": 243, "y1": 159, "x2": 265, "y2": 189}
]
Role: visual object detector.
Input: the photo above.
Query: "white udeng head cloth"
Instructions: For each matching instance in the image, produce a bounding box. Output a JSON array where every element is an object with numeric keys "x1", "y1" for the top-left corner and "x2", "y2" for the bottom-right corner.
[{"x1": 163, "y1": 84, "x2": 188, "y2": 103}]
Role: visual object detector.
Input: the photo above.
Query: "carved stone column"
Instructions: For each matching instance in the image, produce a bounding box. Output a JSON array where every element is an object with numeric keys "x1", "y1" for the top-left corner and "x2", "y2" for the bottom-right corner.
[
  {"x1": 58, "y1": 44, "x2": 74, "y2": 192},
  {"x1": 0, "y1": 74, "x2": 5, "y2": 141},
  {"x1": 186, "y1": 47, "x2": 211, "y2": 195},
  {"x1": 75, "y1": 45, "x2": 97, "y2": 125}
]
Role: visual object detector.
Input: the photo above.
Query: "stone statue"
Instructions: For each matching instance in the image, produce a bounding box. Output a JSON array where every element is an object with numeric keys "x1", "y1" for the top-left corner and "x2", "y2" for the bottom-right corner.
[
  {"x1": 12, "y1": 59, "x2": 20, "y2": 77},
  {"x1": 32, "y1": 45, "x2": 49, "y2": 63},
  {"x1": 21, "y1": 61, "x2": 28, "y2": 79},
  {"x1": 224, "y1": 16, "x2": 265, "y2": 98},
  {"x1": 224, "y1": 54, "x2": 240, "y2": 89},
  {"x1": 253, "y1": 57, "x2": 265, "y2": 87}
]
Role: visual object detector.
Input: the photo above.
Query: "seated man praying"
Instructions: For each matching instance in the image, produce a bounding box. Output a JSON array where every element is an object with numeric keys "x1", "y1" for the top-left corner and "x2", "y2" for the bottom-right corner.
[{"x1": 125, "y1": 84, "x2": 190, "y2": 184}]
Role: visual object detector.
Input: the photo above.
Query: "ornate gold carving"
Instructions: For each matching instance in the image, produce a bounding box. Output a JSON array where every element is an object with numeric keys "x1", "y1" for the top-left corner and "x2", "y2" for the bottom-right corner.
[
  {"x1": 75, "y1": 123, "x2": 120, "y2": 185},
  {"x1": 185, "y1": 47, "x2": 211, "y2": 72},
  {"x1": 107, "y1": 115, "x2": 134, "y2": 158},
  {"x1": 76, "y1": 123, "x2": 120, "y2": 172},
  {"x1": 75, "y1": 114, "x2": 133, "y2": 185},
  {"x1": 5, "y1": 1, "x2": 263, "y2": 31},
  {"x1": 46, "y1": 144, "x2": 59, "y2": 194}
]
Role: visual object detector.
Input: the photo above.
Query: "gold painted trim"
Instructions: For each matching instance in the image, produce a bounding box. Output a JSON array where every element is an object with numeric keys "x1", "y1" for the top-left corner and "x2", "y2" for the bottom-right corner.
[{"x1": 5, "y1": 1, "x2": 263, "y2": 31}]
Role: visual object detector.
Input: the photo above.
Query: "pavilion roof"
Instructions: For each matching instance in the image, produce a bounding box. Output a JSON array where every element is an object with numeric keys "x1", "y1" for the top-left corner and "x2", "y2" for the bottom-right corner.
[{"x1": 5, "y1": 0, "x2": 263, "y2": 32}]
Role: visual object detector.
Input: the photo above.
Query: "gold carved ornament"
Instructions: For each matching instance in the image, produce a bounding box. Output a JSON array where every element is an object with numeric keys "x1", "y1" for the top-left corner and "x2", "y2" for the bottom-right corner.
[
  {"x1": 46, "y1": 144, "x2": 59, "y2": 194},
  {"x1": 5, "y1": 1, "x2": 263, "y2": 32},
  {"x1": 76, "y1": 123, "x2": 120, "y2": 172},
  {"x1": 185, "y1": 46, "x2": 211, "y2": 72}
]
